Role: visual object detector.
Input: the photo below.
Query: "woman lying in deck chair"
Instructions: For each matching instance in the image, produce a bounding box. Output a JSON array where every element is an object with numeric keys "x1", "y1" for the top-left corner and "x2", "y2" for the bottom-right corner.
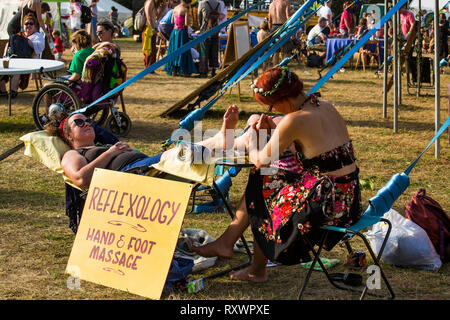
[
  {"x1": 43, "y1": 105, "x2": 246, "y2": 191},
  {"x1": 191, "y1": 66, "x2": 364, "y2": 283}
]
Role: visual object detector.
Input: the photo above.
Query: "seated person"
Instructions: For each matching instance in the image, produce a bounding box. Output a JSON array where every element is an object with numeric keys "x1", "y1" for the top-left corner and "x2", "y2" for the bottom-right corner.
[
  {"x1": 307, "y1": 17, "x2": 329, "y2": 49},
  {"x1": 355, "y1": 17, "x2": 368, "y2": 38},
  {"x1": 307, "y1": 17, "x2": 329, "y2": 61},
  {"x1": 65, "y1": 28, "x2": 124, "y2": 105},
  {"x1": 191, "y1": 66, "x2": 363, "y2": 282},
  {"x1": 44, "y1": 105, "x2": 247, "y2": 191},
  {"x1": 1, "y1": 13, "x2": 45, "y2": 98},
  {"x1": 67, "y1": 30, "x2": 94, "y2": 83}
]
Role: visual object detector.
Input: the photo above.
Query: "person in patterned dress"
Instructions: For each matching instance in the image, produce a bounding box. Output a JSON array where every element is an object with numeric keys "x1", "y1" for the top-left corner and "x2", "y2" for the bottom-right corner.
[{"x1": 191, "y1": 66, "x2": 362, "y2": 282}]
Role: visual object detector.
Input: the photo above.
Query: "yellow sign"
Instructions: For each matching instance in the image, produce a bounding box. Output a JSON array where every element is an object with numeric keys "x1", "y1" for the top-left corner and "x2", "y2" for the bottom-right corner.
[{"x1": 66, "y1": 168, "x2": 193, "y2": 299}]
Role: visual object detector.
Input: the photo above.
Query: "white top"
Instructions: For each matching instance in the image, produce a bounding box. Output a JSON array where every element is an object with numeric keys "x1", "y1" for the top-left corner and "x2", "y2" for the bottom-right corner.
[
  {"x1": 70, "y1": 2, "x2": 82, "y2": 29},
  {"x1": 318, "y1": 5, "x2": 332, "y2": 20},
  {"x1": 307, "y1": 24, "x2": 327, "y2": 47},
  {"x1": 28, "y1": 32, "x2": 46, "y2": 57},
  {"x1": 0, "y1": 58, "x2": 64, "y2": 75}
]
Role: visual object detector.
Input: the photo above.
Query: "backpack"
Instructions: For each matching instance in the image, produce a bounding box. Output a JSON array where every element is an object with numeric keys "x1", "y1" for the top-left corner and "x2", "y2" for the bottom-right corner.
[
  {"x1": 405, "y1": 189, "x2": 450, "y2": 263},
  {"x1": 306, "y1": 52, "x2": 323, "y2": 68},
  {"x1": 102, "y1": 54, "x2": 127, "y2": 97},
  {"x1": 8, "y1": 34, "x2": 33, "y2": 58},
  {"x1": 134, "y1": 7, "x2": 145, "y2": 32},
  {"x1": 204, "y1": 1, "x2": 221, "y2": 32},
  {"x1": 81, "y1": 4, "x2": 92, "y2": 24}
]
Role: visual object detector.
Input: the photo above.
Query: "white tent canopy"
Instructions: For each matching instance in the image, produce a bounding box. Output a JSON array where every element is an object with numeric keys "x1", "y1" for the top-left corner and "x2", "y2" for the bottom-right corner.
[
  {"x1": 0, "y1": 0, "x2": 21, "y2": 40},
  {"x1": 409, "y1": 0, "x2": 448, "y2": 11},
  {"x1": 48, "y1": 0, "x2": 132, "y2": 27}
]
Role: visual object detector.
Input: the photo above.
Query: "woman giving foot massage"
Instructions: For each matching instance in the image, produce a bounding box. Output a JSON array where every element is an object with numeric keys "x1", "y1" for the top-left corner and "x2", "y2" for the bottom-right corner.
[
  {"x1": 190, "y1": 66, "x2": 363, "y2": 283},
  {"x1": 45, "y1": 66, "x2": 362, "y2": 283}
]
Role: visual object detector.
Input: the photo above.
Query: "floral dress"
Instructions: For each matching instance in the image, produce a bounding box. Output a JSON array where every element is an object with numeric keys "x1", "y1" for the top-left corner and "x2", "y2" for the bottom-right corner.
[{"x1": 245, "y1": 141, "x2": 362, "y2": 265}]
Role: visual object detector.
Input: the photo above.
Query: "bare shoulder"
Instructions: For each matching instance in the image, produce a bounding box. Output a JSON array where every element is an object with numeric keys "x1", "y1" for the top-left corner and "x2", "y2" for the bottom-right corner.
[{"x1": 61, "y1": 149, "x2": 86, "y2": 167}]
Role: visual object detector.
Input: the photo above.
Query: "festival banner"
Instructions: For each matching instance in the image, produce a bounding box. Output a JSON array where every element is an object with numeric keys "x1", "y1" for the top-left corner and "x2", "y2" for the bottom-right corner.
[{"x1": 66, "y1": 168, "x2": 193, "y2": 299}]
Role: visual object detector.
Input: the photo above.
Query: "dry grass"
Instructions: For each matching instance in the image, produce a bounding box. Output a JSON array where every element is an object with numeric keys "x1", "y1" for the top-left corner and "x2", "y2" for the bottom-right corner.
[{"x1": 0, "y1": 38, "x2": 449, "y2": 300}]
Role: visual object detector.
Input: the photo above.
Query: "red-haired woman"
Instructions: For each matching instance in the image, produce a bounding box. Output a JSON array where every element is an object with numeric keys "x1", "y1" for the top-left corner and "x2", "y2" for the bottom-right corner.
[{"x1": 192, "y1": 66, "x2": 362, "y2": 282}]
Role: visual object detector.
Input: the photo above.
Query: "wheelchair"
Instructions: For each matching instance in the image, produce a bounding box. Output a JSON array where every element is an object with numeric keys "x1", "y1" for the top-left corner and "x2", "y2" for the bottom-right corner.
[{"x1": 31, "y1": 45, "x2": 132, "y2": 137}]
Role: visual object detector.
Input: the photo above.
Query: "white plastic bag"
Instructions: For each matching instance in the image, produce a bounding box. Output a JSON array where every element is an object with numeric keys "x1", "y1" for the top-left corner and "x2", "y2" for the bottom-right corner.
[
  {"x1": 365, "y1": 209, "x2": 442, "y2": 271},
  {"x1": 175, "y1": 228, "x2": 217, "y2": 272}
]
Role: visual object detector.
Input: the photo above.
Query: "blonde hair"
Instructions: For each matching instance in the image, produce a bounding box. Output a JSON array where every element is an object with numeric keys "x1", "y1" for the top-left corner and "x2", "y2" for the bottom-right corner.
[{"x1": 71, "y1": 29, "x2": 92, "y2": 50}]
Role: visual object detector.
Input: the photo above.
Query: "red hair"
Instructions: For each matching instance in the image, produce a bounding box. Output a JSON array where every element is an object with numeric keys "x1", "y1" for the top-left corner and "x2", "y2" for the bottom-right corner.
[{"x1": 254, "y1": 67, "x2": 304, "y2": 107}]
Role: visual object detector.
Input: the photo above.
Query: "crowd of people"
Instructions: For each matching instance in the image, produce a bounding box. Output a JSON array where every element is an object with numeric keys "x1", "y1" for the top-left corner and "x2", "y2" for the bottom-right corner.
[
  {"x1": 1, "y1": 0, "x2": 128, "y2": 100},
  {"x1": 4, "y1": 0, "x2": 448, "y2": 289}
]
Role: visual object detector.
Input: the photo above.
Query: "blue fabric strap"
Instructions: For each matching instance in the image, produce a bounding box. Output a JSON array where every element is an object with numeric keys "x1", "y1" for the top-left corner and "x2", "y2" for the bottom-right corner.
[
  {"x1": 404, "y1": 116, "x2": 450, "y2": 175},
  {"x1": 72, "y1": 0, "x2": 266, "y2": 115},
  {"x1": 308, "y1": 0, "x2": 409, "y2": 95}
]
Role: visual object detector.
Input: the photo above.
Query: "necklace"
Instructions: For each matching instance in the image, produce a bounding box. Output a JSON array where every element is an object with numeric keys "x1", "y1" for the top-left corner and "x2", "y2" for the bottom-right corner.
[{"x1": 298, "y1": 92, "x2": 321, "y2": 110}]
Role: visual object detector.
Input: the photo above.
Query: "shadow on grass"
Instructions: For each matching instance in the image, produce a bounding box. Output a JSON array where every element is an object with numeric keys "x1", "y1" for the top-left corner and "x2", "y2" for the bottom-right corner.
[
  {"x1": 0, "y1": 121, "x2": 36, "y2": 133},
  {"x1": 127, "y1": 120, "x2": 179, "y2": 142},
  {"x1": 0, "y1": 188, "x2": 63, "y2": 210},
  {"x1": 347, "y1": 119, "x2": 435, "y2": 132}
]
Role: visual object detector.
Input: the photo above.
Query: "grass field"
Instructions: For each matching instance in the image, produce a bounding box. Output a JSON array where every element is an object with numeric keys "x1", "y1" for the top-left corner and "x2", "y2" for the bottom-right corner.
[{"x1": 0, "y1": 38, "x2": 449, "y2": 300}]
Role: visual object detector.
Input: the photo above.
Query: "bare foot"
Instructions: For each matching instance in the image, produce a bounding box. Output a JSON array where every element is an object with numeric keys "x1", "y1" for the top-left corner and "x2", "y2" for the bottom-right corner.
[
  {"x1": 221, "y1": 105, "x2": 239, "y2": 150},
  {"x1": 229, "y1": 266, "x2": 268, "y2": 283},
  {"x1": 190, "y1": 240, "x2": 234, "y2": 259}
]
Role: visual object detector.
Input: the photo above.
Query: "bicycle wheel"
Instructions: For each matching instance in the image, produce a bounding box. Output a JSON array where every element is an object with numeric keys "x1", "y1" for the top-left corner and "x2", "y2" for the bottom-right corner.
[
  {"x1": 32, "y1": 83, "x2": 108, "y2": 130},
  {"x1": 104, "y1": 112, "x2": 132, "y2": 137}
]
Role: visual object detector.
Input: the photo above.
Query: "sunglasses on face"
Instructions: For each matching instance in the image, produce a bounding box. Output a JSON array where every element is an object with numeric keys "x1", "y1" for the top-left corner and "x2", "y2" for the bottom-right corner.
[
  {"x1": 71, "y1": 118, "x2": 94, "y2": 128},
  {"x1": 25, "y1": 22, "x2": 34, "y2": 26}
]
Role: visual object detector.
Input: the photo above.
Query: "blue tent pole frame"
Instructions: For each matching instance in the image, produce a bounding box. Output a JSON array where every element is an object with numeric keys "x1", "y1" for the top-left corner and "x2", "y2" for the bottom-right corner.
[
  {"x1": 71, "y1": 0, "x2": 267, "y2": 115},
  {"x1": 308, "y1": 0, "x2": 409, "y2": 95},
  {"x1": 162, "y1": 0, "x2": 319, "y2": 147}
]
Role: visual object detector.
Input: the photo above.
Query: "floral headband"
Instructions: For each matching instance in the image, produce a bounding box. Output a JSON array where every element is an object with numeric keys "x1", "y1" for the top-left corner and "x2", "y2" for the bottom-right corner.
[{"x1": 250, "y1": 66, "x2": 292, "y2": 96}]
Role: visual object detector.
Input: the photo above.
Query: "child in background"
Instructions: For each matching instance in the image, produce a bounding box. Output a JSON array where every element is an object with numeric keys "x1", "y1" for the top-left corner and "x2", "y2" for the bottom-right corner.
[
  {"x1": 52, "y1": 30, "x2": 65, "y2": 62},
  {"x1": 257, "y1": 19, "x2": 271, "y2": 72}
]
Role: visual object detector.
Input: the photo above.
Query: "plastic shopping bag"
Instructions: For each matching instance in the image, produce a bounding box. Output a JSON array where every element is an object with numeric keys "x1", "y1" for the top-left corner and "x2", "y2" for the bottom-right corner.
[{"x1": 365, "y1": 209, "x2": 442, "y2": 271}]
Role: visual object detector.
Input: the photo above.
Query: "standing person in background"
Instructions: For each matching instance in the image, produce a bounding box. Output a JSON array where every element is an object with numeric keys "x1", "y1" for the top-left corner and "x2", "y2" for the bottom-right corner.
[
  {"x1": 318, "y1": 0, "x2": 333, "y2": 31},
  {"x1": 438, "y1": 13, "x2": 449, "y2": 60},
  {"x1": 69, "y1": 0, "x2": 82, "y2": 33},
  {"x1": 197, "y1": 0, "x2": 225, "y2": 78},
  {"x1": 7, "y1": 0, "x2": 51, "y2": 39},
  {"x1": 143, "y1": 0, "x2": 167, "y2": 69},
  {"x1": 338, "y1": 1, "x2": 352, "y2": 37},
  {"x1": 89, "y1": 0, "x2": 99, "y2": 42},
  {"x1": 399, "y1": 4, "x2": 416, "y2": 40},
  {"x1": 218, "y1": 0, "x2": 227, "y2": 33},
  {"x1": 267, "y1": 0, "x2": 292, "y2": 66},
  {"x1": 257, "y1": 19, "x2": 271, "y2": 72},
  {"x1": 52, "y1": 29, "x2": 65, "y2": 62},
  {"x1": 164, "y1": 0, "x2": 197, "y2": 77},
  {"x1": 109, "y1": 6, "x2": 119, "y2": 28}
]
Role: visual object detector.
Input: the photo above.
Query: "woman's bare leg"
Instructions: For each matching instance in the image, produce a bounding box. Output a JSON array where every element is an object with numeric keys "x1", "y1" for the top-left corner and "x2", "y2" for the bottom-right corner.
[{"x1": 190, "y1": 194, "x2": 250, "y2": 259}]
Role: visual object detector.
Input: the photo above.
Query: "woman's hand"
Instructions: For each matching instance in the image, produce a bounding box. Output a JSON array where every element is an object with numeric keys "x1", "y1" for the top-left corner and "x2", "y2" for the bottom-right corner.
[{"x1": 108, "y1": 142, "x2": 134, "y2": 156}]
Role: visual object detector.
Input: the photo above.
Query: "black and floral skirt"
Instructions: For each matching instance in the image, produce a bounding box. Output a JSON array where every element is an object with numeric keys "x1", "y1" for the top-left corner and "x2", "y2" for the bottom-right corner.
[{"x1": 245, "y1": 167, "x2": 362, "y2": 265}]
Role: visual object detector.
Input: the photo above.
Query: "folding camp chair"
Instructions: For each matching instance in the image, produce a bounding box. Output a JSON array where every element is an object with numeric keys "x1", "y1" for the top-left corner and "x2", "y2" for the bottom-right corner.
[
  {"x1": 20, "y1": 133, "x2": 253, "y2": 281},
  {"x1": 297, "y1": 172, "x2": 410, "y2": 300}
]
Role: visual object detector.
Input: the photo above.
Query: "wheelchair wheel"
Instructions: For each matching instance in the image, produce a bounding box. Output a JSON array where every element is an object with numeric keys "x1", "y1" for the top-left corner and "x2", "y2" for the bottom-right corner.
[
  {"x1": 32, "y1": 83, "x2": 108, "y2": 130},
  {"x1": 104, "y1": 112, "x2": 132, "y2": 137}
]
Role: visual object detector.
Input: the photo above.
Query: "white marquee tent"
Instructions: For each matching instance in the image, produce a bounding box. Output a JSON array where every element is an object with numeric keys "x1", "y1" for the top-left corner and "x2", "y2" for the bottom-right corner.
[
  {"x1": 409, "y1": 0, "x2": 449, "y2": 12},
  {"x1": 48, "y1": 0, "x2": 132, "y2": 26}
]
